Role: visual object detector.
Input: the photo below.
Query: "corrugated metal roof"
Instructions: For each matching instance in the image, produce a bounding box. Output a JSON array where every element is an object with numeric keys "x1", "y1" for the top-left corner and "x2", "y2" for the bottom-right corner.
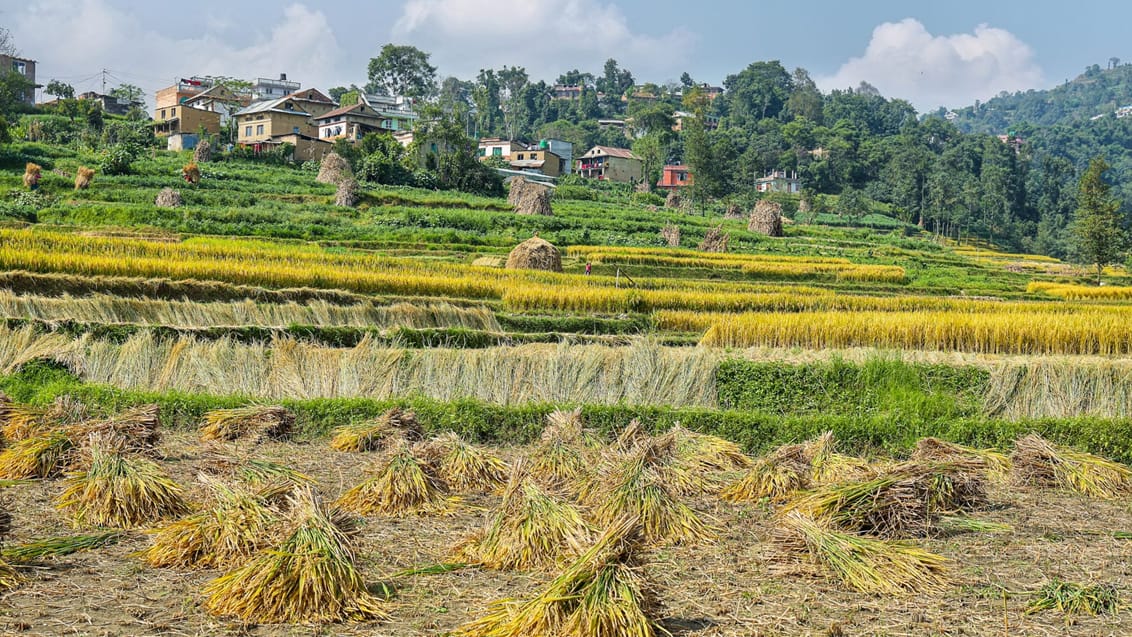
[{"x1": 588, "y1": 146, "x2": 640, "y2": 160}]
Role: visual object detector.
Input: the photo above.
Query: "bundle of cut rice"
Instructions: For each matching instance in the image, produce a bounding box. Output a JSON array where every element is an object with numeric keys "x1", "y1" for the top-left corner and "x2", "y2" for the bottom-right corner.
[
  {"x1": 55, "y1": 443, "x2": 189, "y2": 528},
  {"x1": 202, "y1": 488, "x2": 387, "y2": 624},
  {"x1": 455, "y1": 516, "x2": 662, "y2": 637},
  {"x1": 335, "y1": 442, "x2": 457, "y2": 517},
  {"x1": 1012, "y1": 433, "x2": 1132, "y2": 499},
  {"x1": 199, "y1": 405, "x2": 294, "y2": 442},
  {"x1": 455, "y1": 462, "x2": 592, "y2": 571},
  {"x1": 329, "y1": 407, "x2": 419, "y2": 452},
  {"x1": 422, "y1": 432, "x2": 508, "y2": 493}
]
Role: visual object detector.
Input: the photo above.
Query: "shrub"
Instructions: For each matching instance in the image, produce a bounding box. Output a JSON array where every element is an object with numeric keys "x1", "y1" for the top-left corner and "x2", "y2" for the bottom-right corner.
[
  {"x1": 631, "y1": 191, "x2": 665, "y2": 207},
  {"x1": 98, "y1": 144, "x2": 138, "y2": 176}
]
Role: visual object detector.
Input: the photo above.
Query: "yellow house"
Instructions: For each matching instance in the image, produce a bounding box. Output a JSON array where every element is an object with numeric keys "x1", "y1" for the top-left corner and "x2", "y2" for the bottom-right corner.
[
  {"x1": 233, "y1": 89, "x2": 335, "y2": 144},
  {"x1": 153, "y1": 102, "x2": 222, "y2": 137},
  {"x1": 510, "y1": 148, "x2": 566, "y2": 177}
]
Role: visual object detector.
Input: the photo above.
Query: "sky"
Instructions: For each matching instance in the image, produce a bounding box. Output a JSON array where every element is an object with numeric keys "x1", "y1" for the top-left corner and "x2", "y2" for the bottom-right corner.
[{"x1": 1, "y1": 0, "x2": 1125, "y2": 112}]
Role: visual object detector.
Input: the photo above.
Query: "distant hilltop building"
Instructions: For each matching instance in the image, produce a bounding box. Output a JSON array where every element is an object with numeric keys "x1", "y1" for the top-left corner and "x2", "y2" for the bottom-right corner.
[
  {"x1": 996, "y1": 133, "x2": 1025, "y2": 154},
  {"x1": 1, "y1": 54, "x2": 38, "y2": 105}
]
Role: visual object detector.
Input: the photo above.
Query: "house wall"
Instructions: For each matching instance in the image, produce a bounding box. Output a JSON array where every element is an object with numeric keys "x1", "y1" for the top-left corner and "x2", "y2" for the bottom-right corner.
[
  {"x1": 154, "y1": 105, "x2": 221, "y2": 137},
  {"x1": 237, "y1": 111, "x2": 312, "y2": 143},
  {"x1": 511, "y1": 149, "x2": 564, "y2": 177},
  {"x1": 1, "y1": 56, "x2": 36, "y2": 105},
  {"x1": 606, "y1": 157, "x2": 643, "y2": 183}
]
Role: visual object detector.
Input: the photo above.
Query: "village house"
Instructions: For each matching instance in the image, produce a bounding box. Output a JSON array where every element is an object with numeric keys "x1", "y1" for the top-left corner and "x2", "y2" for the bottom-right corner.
[
  {"x1": 251, "y1": 74, "x2": 300, "y2": 100},
  {"x1": 510, "y1": 147, "x2": 567, "y2": 178},
  {"x1": 577, "y1": 146, "x2": 643, "y2": 183},
  {"x1": 1, "y1": 54, "x2": 38, "y2": 105},
  {"x1": 233, "y1": 88, "x2": 335, "y2": 161},
  {"x1": 552, "y1": 84, "x2": 584, "y2": 100},
  {"x1": 478, "y1": 137, "x2": 524, "y2": 160},
  {"x1": 78, "y1": 91, "x2": 141, "y2": 116},
  {"x1": 314, "y1": 99, "x2": 384, "y2": 142},
  {"x1": 152, "y1": 77, "x2": 251, "y2": 144},
  {"x1": 755, "y1": 170, "x2": 802, "y2": 194},
  {"x1": 656, "y1": 164, "x2": 693, "y2": 191}
]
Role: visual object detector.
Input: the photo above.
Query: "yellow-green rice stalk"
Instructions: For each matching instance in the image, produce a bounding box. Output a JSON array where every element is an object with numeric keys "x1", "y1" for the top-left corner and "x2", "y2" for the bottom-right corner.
[
  {"x1": 779, "y1": 511, "x2": 949, "y2": 595},
  {"x1": 55, "y1": 445, "x2": 189, "y2": 528},
  {"x1": 0, "y1": 558, "x2": 22, "y2": 591},
  {"x1": 456, "y1": 464, "x2": 593, "y2": 571},
  {"x1": 804, "y1": 432, "x2": 875, "y2": 485},
  {"x1": 1026, "y1": 580, "x2": 1120, "y2": 616},
  {"x1": 423, "y1": 432, "x2": 509, "y2": 493},
  {"x1": 202, "y1": 488, "x2": 387, "y2": 624},
  {"x1": 335, "y1": 442, "x2": 457, "y2": 517},
  {"x1": 144, "y1": 479, "x2": 278, "y2": 569},
  {"x1": 1, "y1": 404, "x2": 47, "y2": 442},
  {"x1": 0, "y1": 430, "x2": 75, "y2": 479},
  {"x1": 1012, "y1": 433, "x2": 1132, "y2": 499},
  {"x1": 664, "y1": 423, "x2": 751, "y2": 471},
  {"x1": 455, "y1": 515, "x2": 661, "y2": 637}
]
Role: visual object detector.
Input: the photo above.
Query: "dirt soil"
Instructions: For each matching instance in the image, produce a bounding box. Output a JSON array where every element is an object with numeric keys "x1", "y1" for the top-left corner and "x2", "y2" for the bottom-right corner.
[{"x1": 2, "y1": 432, "x2": 1131, "y2": 637}]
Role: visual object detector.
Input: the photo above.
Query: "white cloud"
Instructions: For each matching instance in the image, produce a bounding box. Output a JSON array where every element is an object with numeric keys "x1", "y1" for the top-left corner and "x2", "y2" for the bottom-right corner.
[
  {"x1": 10, "y1": 1, "x2": 346, "y2": 105},
  {"x1": 817, "y1": 18, "x2": 1044, "y2": 110},
  {"x1": 392, "y1": 0, "x2": 694, "y2": 82}
]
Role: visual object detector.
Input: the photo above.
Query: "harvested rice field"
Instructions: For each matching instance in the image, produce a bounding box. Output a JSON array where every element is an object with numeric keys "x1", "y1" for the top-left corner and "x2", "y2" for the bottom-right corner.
[
  {"x1": 2, "y1": 424, "x2": 1131, "y2": 636},
  {"x1": 4, "y1": 144, "x2": 1132, "y2": 636}
]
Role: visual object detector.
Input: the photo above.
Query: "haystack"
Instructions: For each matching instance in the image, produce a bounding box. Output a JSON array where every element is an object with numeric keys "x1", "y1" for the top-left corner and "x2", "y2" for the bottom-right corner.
[
  {"x1": 722, "y1": 443, "x2": 810, "y2": 503},
  {"x1": 724, "y1": 203, "x2": 744, "y2": 219},
  {"x1": 665, "y1": 190, "x2": 682, "y2": 210},
  {"x1": 22, "y1": 163, "x2": 41, "y2": 189},
  {"x1": 530, "y1": 408, "x2": 593, "y2": 489},
  {"x1": 154, "y1": 188, "x2": 183, "y2": 208},
  {"x1": 0, "y1": 430, "x2": 75, "y2": 479},
  {"x1": 192, "y1": 139, "x2": 212, "y2": 163},
  {"x1": 749, "y1": 200, "x2": 784, "y2": 237},
  {"x1": 507, "y1": 176, "x2": 530, "y2": 207},
  {"x1": 661, "y1": 222, "x2": 681, "y2": 247},
  {"x1": 335, "y1": 178, "x2": 359, "y2": 207},
  {"x1": 316, "y1": 151, "x2": 351, "y2": 185},
  {"x1": 697, "y1": 224, "x2": 730, "y2": 252},
  {"x1": 514, "y1": 186, "x2": 553, "y2": 216},
  {"x1": 74, "y1": 167, "x2": 94, "y2": 191},
  {"x1": 75, "y1": 404, "x2": 162, "y2": 455},
  {"x1": 182, "y1": 162, "x2": 201, "y2": 184},
  {"x1": 505, "y1": 236, "x2": 562, "y2": 272}
]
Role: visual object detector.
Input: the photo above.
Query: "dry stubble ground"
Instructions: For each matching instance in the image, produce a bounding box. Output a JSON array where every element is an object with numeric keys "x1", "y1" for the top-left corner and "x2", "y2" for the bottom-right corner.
[{"x1": 1, "y1": 432, "x2": 1130, "y2": 637}]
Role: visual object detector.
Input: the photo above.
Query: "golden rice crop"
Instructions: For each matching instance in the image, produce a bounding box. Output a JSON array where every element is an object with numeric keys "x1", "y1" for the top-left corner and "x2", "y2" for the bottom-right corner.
[
  {"x1": 335, "y1": 442, "x2": 457, "y2": 516},
  {"x1": 55, "y1": 445, "x2": 189, "y2": 528},
  {"x1": 804, "y1": 432, "x2": 875, "y2": 486},
  {"x1": 1028, "y1": 281, "x2": 1132, "y2": 301},
  {"x1": 1011, "y1": 433, "x2": 1132, "y2": 499},
  {"x1": 530, "y1": 409, "x2": 593, "y2": 489},
  {"x1": 144, "y1": 479, "x2": 279, "y2": 569},
  {"x1": 0, "y1": 558, "x2": 22, "y2": 591},
  {"x1": 777, "y1": 511, "x2": 949, "y2": 595},
  {"x1": 73, "y1": 404, "x2": 162, "y2": 455},
  {"x1": 700, "y1": 309, "x2": 1132, "y2": 355},
  {"x1": 566, "y1": 244, "x2": 853, "y2": 264},
  {"x1": 202, "y1": 487, "x2": 387, "y2": 624},
  {"x1": 0, "y1": 403, "x2": 47, "y2": 442},
  {"x1": 911, "y1": 438, "x2": 1011, "y2": 478},
  {"x1": 199, "y1": 405, "x2": 294, "y2": 442},
  {"x1": 454, "y1": 515, "x2": 661, "y2": 637},
  {"x1": 576, "y1": 250, "x2": 905, "y2": 282},
  {"x1": 455, "y1": 464, "x2": 593, "y2": 571},
  {"x1": 422, "y1": 432, "x2": 509, "y2": 493},
  {"x1": 329, "y1": 407, "x2": 420, "y2": 452}
]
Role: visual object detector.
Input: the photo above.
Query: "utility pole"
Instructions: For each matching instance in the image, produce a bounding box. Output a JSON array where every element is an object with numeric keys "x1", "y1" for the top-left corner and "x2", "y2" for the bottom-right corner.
[{"x1": 101, "y1": 69, "x2": 107, "y2": 95}]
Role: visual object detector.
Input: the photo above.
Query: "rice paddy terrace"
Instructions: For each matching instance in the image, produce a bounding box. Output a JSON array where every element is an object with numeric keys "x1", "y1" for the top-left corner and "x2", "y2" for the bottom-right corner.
[{"x1": 1, "y1": 144, "x2": 1131, "y2": 635}]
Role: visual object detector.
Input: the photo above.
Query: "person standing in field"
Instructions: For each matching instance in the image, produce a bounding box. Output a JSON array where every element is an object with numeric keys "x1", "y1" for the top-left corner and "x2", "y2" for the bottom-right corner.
[{"x1": 585, "y1": 262, "x2": 592, "y2": 275}]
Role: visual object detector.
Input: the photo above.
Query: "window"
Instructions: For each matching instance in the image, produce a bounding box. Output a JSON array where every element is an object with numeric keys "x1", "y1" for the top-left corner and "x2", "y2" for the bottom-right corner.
[
  {"x1": 430, "y1": 143, "x2": 438, "y2": 153},
  {"x1": 12, "y1": 61, "x2": 25, "y2": 75},
  {"x1": 517, "y1": 153, "x2": 524, "y2": 160},
  {"x1": 679, "y1": 172, "x2": 688, "y2": 181},
  {"x1": 492, "y1": 147, "x2": 502, "y2": 156},
  {"x1": 293, "y1": 126, "x2": 300, "y2": 134},
  {"x1": 477, "y1": 148, "x2": 486, "y2": 157},
  {"x1": 170, "y1": 107, "x2": 176, "y2": 116},
  {"x1": 160, "y1": 109, "x2": 166, "y2": 120},
  {"x1": 244, "y1": 126, "x2": 252, "y2": 137},
  {"x1": 256, "y1": 124, "x2": 264, "y2": 135}
]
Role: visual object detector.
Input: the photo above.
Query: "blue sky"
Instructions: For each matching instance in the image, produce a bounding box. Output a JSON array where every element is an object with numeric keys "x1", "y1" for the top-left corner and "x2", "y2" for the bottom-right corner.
[{"x1": 3, "y1": 0, "x2": 1126, "y2": 111}]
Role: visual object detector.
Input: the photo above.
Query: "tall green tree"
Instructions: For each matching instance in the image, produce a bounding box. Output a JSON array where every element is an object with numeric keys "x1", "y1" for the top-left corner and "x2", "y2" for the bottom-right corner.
[
  {"x1": 1073, "y1": 156, "x2": 1126, "y2": 284},
  {"x1": 45, "y1": 80, "x2": 74, "y2": 100},
  {"x1": 366, "y1": 44, "x2": 437, "y2": 100},
  {"x1": 109, "y1": 84, "x2": 145, "y2": 107}
]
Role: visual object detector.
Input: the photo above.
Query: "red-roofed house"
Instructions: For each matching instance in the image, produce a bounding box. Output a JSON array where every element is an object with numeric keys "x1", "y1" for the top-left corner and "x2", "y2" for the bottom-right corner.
[
  {"x1": 656, "y1": 165, "x2": 693, "y2": 191},
  {"x1": 576, "y1": 146, "x2": 643, "y2": 183}
]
